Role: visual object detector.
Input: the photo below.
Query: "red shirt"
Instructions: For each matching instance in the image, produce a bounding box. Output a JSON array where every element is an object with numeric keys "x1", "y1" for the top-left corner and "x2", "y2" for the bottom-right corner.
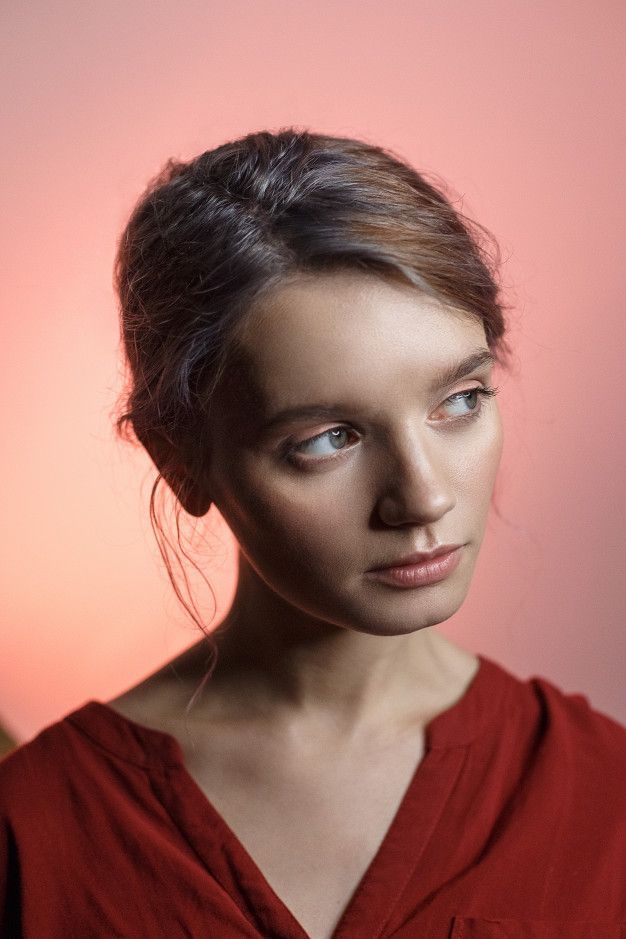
[{"x1": 1, "y1": 653, "x2": 626, "y2": 938}]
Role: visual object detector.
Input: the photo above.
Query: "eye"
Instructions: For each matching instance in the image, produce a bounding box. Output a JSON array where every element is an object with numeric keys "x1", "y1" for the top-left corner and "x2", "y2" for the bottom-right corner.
[
  {"x1": 433, "y1": 385, "x2": 498, "y2": 421},
  {"x1": 287, "y1": 426, "x2": 357, "y2": 461},
  {"x1": 284, "y1": 385, "x2": 499, "y2": 466}
]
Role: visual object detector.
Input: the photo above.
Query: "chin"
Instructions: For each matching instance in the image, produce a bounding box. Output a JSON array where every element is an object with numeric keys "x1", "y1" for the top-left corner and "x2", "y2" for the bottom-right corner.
[{"x1": 346, "y1": 582, "x2": 470, "y2": 637}]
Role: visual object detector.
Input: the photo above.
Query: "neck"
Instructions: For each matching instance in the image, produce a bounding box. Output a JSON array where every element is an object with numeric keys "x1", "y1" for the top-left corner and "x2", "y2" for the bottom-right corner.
[{"x1": 191, "y1": 552, "x2": 476, "y2": 733}]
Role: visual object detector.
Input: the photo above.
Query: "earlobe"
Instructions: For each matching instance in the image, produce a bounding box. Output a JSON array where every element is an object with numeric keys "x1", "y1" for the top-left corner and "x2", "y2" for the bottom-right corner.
[
  {"x1": 180, "y1": 484, "x2": 213, "y2": 518},
  {"x1": 137, "y1": 429, "x2": 213, "y2": 517},
  {"x1": 161, "y1": 464, "x2": 213, "y2": 518},
  {"x1": 160, "y1": 466, "x2": 212, "y2": 517}
]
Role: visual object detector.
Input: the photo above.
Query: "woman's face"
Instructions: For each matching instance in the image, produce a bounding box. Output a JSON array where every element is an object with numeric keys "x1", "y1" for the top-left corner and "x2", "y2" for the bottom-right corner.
[{"x1": 203, "y1": 269, "x2": 503, "y2": 637}]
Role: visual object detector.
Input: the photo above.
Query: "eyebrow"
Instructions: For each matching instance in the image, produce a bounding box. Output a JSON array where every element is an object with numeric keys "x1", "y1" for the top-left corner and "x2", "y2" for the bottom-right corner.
[{"x1": 260, "y1": 347, "x2": 495, "y2": 432}]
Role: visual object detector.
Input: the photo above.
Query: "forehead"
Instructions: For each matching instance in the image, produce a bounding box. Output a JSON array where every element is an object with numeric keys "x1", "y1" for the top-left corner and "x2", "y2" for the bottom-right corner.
[{"x1": 231, "y1": 271, "x2": 488, "y2": 408}]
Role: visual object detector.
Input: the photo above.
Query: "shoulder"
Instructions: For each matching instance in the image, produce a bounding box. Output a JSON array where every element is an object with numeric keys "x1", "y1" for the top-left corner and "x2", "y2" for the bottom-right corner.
[
  {"x1": 491, "y1": 658, "x2": 626, "y2": 810},
  {"x1": 0, "y1": 700, "x2": 155, "y2": 831},
  {"x1": 473, "y1": 656, "x2": 626, "y2": 900},
  {"x1": 0, "y1": 710, "x2": 88, "y2": 822},
  {"x1": 0, "y1": 713, "x2": 92, "y2": 912},
  {"x1": 483, "y1": 655, "x2": 626, "y2": 750},
  {"x1": 527, "y1": 668, "x2": 626, "y2": 759}
]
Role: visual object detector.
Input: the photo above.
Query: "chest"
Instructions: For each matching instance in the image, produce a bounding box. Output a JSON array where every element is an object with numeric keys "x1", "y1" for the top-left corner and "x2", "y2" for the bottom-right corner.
[{"x1": 181, "y1": 727, "x2": 426, "y2": 939}]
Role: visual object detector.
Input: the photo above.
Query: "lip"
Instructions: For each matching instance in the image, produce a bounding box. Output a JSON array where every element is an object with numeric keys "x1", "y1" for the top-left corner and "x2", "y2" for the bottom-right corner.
[
  {"x1": 365, "y1": 545, "x2": 463, "y2": 589},
  {"x1": 367, "y1": 544, "x2": 463, "y2": 571}
]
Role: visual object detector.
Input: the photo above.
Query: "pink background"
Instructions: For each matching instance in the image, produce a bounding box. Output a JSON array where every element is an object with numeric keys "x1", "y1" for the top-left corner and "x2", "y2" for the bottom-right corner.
[{"x1": 1, "y1": 2, "x2": 624, "y2": 742}]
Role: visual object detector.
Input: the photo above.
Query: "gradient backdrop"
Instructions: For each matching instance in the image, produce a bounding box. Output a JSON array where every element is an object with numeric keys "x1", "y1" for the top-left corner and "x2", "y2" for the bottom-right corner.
[{"x1": 1, "y1": 1, "x2": 625, "y2": 742}]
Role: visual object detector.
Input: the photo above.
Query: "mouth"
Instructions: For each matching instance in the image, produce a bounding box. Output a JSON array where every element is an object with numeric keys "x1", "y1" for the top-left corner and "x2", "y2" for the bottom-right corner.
[
  {"x1": 364, "y1": 545, "x2": 464, "y2": 589},
  {"x1": 367, "y1": 543, "x2": 463, "y2": 571}
]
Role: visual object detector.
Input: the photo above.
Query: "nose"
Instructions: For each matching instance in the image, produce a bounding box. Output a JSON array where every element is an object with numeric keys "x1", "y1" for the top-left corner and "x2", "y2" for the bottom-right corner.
[{"x1": 375, "y1": 431, "x2": 456, "y2": 527}]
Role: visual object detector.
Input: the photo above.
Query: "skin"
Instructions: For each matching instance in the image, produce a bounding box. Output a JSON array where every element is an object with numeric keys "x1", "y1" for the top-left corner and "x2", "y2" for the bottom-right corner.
[
  {"x1": 190, "y1": 268, "x2": 501, "y2": 716},
  {"x1": 109, "y1": 268, "x2": 504, "y2": 938}
]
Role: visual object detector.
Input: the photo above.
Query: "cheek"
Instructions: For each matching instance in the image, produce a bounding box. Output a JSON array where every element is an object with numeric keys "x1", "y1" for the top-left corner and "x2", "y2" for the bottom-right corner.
[
  {"x1": 486, "y1": 410, "x2": 504, "y2": 481},
  {"x1": 215, "y1": 455, "x2": 355, "y2": 574},
  {"x1": 455, "y1": 414, "x2": 503, "y2": 509},
  {"x1": 223, "y1": 477, "x2": 357, "y2": 617},
  {"x1": 260, "y1": 478, "x2": 356, "y2": 567}
]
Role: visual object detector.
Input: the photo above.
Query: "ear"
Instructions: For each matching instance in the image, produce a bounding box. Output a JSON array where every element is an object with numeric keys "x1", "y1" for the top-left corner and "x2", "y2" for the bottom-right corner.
[{"x1": 138, "y1": 430, "x2": 213, "y2": 518}]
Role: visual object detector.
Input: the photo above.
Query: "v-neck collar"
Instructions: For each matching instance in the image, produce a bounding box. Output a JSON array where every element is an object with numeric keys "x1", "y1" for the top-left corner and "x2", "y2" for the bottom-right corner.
[{"x1": 67, "y1": 653, "x2": 512, "y2": 939}]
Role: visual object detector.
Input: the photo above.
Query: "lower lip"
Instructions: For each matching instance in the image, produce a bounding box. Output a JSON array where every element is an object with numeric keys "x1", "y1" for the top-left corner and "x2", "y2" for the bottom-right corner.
[{"x1": 365, "y1": 547, "x2": 463, "y2": 588}]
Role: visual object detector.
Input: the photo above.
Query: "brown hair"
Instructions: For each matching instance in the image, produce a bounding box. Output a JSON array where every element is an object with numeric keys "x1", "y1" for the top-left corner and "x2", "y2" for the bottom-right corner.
[{"x1": 113, "y1": 126, "x2": 510, "y2": 644}]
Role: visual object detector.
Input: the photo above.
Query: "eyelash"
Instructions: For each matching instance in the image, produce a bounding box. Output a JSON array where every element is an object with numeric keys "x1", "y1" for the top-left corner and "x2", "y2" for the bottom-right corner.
[{"x1": 284, "y1": 385, "x2": 499, "y2": 465}]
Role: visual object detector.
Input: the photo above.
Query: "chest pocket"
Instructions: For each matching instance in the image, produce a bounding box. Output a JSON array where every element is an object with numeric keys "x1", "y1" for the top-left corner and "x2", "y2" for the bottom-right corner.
[{"x1": 449, "y1": 917, "x2": 626, "y2": 937}]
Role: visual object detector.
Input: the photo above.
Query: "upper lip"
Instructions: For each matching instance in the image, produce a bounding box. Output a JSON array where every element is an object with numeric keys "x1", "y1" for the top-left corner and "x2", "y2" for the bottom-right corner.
[{"x1": 368, "y1": 544, "x2": 462, "y2": 571}]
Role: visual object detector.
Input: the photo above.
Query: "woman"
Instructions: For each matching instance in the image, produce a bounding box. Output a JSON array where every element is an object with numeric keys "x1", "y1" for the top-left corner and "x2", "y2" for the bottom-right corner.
[{"x1": 1, "y1": 129, "x2": 625, "y2": 938}]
